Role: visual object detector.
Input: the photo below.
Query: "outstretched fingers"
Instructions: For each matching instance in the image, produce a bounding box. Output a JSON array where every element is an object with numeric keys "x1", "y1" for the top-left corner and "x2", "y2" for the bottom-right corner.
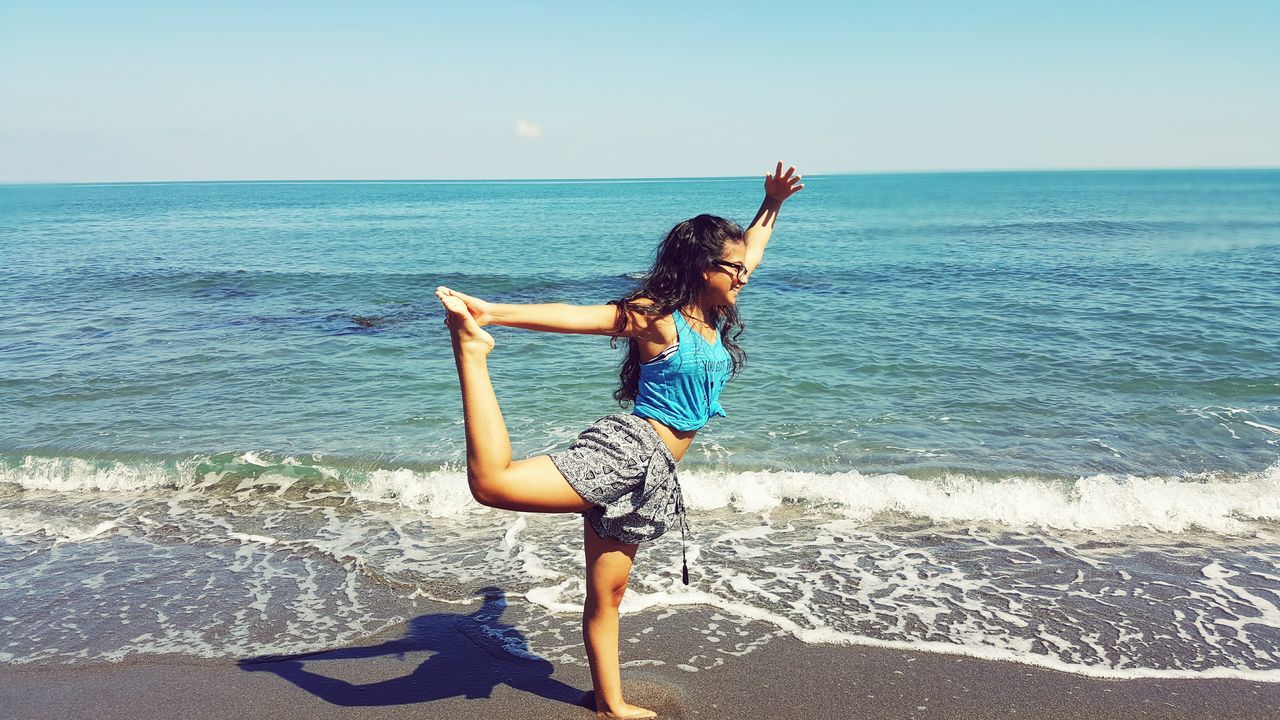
[
  {"x1": 771, "y1": 160, "x2": 797, "y2": 180},
  {"x1": 764, "y1": 160, "x2": 805, "y2": 200}
]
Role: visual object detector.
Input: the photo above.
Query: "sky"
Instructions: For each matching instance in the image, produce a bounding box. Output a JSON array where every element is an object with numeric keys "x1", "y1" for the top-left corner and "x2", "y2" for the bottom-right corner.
[{"x1": 1, "y1": 1, "x2": 1277, "y2": 182}]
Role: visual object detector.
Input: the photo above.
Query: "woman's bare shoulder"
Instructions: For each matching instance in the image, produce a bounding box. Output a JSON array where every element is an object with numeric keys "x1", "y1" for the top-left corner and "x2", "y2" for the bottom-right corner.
[{"x1": 616, "y1": 297, "x2": 675, "y2": 340}]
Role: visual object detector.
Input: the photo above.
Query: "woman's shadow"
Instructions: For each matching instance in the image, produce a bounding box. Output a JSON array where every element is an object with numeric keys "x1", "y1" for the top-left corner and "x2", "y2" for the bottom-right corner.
[{"x1": 238, "y1": 587, "x2": 590, "y2": 710}]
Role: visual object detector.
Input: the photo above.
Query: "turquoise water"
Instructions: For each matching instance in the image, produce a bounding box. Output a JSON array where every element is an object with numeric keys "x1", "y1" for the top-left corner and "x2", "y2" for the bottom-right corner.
[
  {"x1": 4, "y1": 171, "x2": 1278, "y2": 476},
  {"x1": 2, "y1": 171, "x2": 1279, "y2": 678}
]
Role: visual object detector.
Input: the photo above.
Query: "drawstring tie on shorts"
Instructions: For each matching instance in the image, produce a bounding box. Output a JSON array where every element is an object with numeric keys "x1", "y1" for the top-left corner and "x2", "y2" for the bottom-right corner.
[
  {"x1": 675, "y1": 488, "x2": 690, "y2": 585},
  {"x1": 636, "y1": 419, "x2": 691, "y2": 586},
  {"x1": 646, "y1": 439, "x2": 691, "y2": 586},
  {"x1": 658, "y1": 452, "x2": 690, "y2": 586}
]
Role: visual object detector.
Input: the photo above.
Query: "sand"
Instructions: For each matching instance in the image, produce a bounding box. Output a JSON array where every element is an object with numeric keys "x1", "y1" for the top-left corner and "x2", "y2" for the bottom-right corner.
[{"x1": 2, "y1": 599, "x2": 1277, "y2": 720}]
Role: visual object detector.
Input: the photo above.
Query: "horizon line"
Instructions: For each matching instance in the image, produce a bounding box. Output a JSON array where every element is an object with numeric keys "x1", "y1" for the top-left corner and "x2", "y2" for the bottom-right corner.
[{"x1": 3, "y1": 165, "x2": 1278, "y2": 188}]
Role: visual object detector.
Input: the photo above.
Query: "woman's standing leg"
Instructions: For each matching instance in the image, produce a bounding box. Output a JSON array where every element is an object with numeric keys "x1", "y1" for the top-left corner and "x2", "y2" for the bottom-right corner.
[
  {"x1": 583, "y1": 519, "x2": 655, "y2": 719},
  {"x1": 440, "y1": 290, "x2": 648, "y2": 714},
  {"x1": 438, "y1": 290, "x2": 593, "y2": 512}
]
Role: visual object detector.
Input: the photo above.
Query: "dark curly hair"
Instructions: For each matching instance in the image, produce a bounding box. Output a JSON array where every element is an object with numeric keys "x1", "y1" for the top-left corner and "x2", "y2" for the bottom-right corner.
[{"x1": 609, "y1": 214, "x2": 747, "y2": 406}]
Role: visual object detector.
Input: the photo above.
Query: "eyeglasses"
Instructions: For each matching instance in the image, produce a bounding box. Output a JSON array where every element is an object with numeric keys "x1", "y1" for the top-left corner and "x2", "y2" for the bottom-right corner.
[{"x1": 711, "y1": 260, "x2": 749, "y2": 281}]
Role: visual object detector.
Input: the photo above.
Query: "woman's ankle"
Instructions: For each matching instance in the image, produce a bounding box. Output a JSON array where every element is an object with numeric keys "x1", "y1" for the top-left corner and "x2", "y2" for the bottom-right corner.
[{"x1": 594, "y1": 691, "x2": 626, "y2": 711}]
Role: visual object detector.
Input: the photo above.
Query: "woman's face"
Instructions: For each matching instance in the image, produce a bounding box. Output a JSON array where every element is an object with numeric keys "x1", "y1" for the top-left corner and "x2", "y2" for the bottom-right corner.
[{"x1": 702, "y1": 240, "x2": 749, "y2": 306}]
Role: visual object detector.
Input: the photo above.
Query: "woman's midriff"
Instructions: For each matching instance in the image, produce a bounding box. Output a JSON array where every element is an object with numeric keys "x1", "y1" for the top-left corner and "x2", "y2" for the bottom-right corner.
[{"x1": 639, "y1": 416, "x2": 695, "y2": 462}]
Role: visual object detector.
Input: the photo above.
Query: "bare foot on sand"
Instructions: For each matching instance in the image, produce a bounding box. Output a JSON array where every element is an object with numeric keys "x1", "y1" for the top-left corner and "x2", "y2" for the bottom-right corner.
[
  {"x1": 436, "y1": 286, "x2": 494, "y2": 356},
  {"x1": 596, "y1": 702, "x2": 657, "y2": 719}
]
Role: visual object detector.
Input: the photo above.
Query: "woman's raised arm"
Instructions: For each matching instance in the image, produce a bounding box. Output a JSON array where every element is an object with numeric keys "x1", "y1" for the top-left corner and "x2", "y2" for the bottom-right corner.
[
  {"x1": 743, "y1": 161, "x2": 804, "y2": 274},
  {"x1": 435, "y1": 286, "x2": 640, "y2": 337}
]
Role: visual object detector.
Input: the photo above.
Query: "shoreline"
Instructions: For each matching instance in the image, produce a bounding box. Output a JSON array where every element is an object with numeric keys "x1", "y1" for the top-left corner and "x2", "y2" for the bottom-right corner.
[{"x1": 3, "y1": 602, "x2": 1278, "y2": 720}]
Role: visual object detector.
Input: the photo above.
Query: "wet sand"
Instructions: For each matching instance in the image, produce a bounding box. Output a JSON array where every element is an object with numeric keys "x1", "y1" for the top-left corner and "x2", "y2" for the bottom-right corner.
[{"x1": 2, "y1": 601, "x2": 1278, "y2": 720}]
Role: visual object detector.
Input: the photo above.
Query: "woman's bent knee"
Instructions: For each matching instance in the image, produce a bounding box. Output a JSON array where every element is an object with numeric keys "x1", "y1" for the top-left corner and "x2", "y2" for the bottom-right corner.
[
  {"x1": 467, "y1": 469, "x2": 545, "y2": 511},
  {"x1": 467, "y1": 464, "x2": 510, "y2": 508},
  {"x1": 467, "y1": 476, "x2": 499, "y2": 508}
]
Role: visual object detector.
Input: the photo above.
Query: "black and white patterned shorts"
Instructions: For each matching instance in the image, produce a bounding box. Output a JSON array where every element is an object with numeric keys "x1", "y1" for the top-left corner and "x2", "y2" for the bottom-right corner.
[{"x1": 550, "y1": 414, "x2": 687, "y2": 546}]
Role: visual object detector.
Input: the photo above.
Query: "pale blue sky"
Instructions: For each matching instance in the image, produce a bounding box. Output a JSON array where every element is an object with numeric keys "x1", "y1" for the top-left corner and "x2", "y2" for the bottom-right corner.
[{"x1": 1, "y1": 1, "x2": 1277, "y2": 182}]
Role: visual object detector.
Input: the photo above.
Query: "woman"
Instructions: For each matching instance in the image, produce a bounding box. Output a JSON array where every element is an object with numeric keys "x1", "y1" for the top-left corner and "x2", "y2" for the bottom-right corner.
[{"x1": 435, "y1": 162, "x2": 803, "y2": 719}]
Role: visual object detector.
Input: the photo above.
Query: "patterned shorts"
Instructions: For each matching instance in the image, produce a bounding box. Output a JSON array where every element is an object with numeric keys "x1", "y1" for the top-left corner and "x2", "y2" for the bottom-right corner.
[{"x1": 549, "y1": 414, "x2": 687, "y2": 546}]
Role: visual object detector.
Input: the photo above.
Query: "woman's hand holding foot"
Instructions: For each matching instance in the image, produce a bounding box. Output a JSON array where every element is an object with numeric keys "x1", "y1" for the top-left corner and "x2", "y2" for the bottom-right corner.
[
  {"x1": 436, "y1": 287, "x2": 495, "y2": 355},
  {"x1": 435, "y1": 286, "x2": 495, "y2": 326}
]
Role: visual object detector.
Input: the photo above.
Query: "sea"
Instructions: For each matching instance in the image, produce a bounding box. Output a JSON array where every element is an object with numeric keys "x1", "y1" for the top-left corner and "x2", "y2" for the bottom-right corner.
[{"x1": 2, "y1": 170, "x2": 1278, "y2": 681}]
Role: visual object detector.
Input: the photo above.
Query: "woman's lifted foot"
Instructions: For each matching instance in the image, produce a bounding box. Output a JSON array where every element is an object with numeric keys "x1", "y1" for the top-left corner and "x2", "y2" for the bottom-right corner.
[{"x1": 436, "y1": 286, "x2": 495, "y2": 356}]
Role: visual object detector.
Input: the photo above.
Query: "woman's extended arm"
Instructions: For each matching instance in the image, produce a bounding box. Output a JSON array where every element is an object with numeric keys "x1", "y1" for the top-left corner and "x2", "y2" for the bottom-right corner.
[
  {"x1": 490, "y1": 302, "x2": 624, "y2": 335},
  {"x1": 435, "y1": 286, "x2": 637, "y2": 336},
  {"x1": 743, "y1": 161, "x2": 804, "y2": 274}
]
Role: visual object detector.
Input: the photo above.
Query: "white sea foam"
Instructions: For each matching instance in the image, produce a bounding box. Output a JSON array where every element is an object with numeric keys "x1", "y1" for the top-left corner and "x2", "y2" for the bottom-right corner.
[
  {"x1": 348, "y1": 465, "x2": 477, "y2": 517},
  {"x1": 6, "y1": 458, "x2": 1280, "y2": 682},
  {"x1": 0, "y1": 511, "x2": 118, "y2": 542},
  {"x1": 659, "y1": 594, "x2": 1280, "y2": 683},
  {"x1": 1244, "y1": 420, "x2": 1280, "y2": 437},
  {"x1": 510, "y1": 514, "x2": 1280, "y2": 683},
  {"x1": 5, "y1": 452, "x2": 1279, "y2": 680},
  {"x1": 4, "y1": 454, "x2": 1279, "y2": 534},
  {"x1": 0, "y1": 455, "x2": 187, "y2": 493},
  {"x1": 678, "y1": 459, "x2": 1280, "y2": 534},
  {"x1": 518, "y1": 564, "x2": 1280, "y2": 682}
]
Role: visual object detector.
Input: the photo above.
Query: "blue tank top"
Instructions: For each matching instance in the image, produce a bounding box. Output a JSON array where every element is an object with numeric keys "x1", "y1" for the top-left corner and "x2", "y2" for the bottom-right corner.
[{"x1": 632, "y1": 311, "x2": 733, "y2": 432}]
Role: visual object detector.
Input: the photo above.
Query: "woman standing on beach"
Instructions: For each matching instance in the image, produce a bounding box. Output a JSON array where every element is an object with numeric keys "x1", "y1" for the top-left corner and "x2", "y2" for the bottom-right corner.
[{"x1": 435, "y1": 162, "x2": 803, "y2": 719}]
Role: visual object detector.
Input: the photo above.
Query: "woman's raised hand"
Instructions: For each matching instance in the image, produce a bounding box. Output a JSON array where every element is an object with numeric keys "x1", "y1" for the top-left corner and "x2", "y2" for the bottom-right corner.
[
  {"x1": 435, "y1": 286, "x2": 494, "y2": 326},
  {"x1": 764, "y1": 161, "x2": 804, "y2": 203}
]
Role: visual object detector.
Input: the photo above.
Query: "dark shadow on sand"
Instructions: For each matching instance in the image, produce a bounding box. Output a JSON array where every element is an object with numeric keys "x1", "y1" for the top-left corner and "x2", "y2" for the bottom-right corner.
[{"x1": 237, "y1": 587, "x2": 589, "y2": 710}]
